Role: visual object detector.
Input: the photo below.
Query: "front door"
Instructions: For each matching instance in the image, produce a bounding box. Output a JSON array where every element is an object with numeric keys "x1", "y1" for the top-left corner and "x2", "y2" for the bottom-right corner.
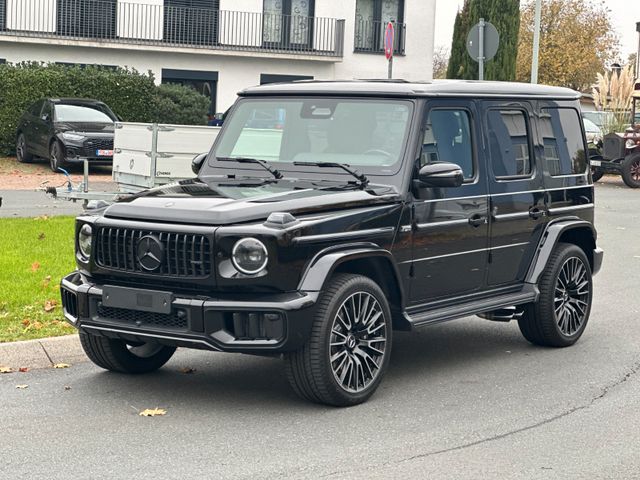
[
  {"x1": 483, "y1": 101, "x2": 546, "y2": 286},
  {"x1": 409, "y1": 100, "x2": 489, "y2": 305}
]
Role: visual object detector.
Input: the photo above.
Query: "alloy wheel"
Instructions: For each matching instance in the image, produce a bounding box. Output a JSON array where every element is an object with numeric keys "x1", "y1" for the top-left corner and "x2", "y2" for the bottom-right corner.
[
  {"x1": 631, "y1": 158, "x2": 640, "y2": 182},
  {"x1": 554, "y1": 257, "x2": 590, "y2": 336},
  {"x1": 17, "y1": 135, "x2": 25, "y2": 162},
  {"x1": 329, "y1": 291, "x2": 387, "y2": 393},
  {"x1": 126, "y1": 342, "x2": 165, "y2": 359},
  {"x1": 50, "y1": 143, "x2": 60, "y2": 172}
]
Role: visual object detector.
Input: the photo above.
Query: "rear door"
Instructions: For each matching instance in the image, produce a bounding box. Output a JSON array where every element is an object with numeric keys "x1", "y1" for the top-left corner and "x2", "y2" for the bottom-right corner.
[
  {"x1": 409, "y1": 99, "x2": 489, "y2": 305},
  {"x1": 22, "y1": 100, "x2": 44, "y2": 150},
  {"x1": 483, "y1": 101, "x2": 546, "y2": 287}
]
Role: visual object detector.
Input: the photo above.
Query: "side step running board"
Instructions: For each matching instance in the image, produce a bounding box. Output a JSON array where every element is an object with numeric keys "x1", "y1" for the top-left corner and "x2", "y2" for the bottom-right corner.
[{"x1": 405, "y1": 286, "x2": 539, "y2": 328}]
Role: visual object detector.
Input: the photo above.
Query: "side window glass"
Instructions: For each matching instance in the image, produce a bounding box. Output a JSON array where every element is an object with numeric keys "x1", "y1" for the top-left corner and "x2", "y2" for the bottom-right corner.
[
  {"x1": 28, "y1": 100, "x2": 43, "y2": 116},
  {"x1": 487, "y1": 109, "x2": 532, "y2": 178},
  {"x1": 540, "y1": 107, "x2": 587, "y2": 176},
  {"x1": 422, "y1": 109, "x2": 474, "y2": 179}
]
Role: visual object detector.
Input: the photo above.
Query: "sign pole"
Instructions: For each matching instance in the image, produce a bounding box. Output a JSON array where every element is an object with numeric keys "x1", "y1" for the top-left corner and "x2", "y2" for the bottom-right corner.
[
  {"x1": 531, "y1": 0, "x2": 542, "y2": 84},
  {"x1": 388, "y1": 56, "x2": 393, "y2": 79},
  {"x1": 478, "y1": 18, "x2": 485, "y2": 81}
]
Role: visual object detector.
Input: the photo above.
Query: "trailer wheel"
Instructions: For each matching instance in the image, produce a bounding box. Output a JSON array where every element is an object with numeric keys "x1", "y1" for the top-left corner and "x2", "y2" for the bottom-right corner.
[{"x1": 621, "y1": 153, "x2": 640, "y2": 188}]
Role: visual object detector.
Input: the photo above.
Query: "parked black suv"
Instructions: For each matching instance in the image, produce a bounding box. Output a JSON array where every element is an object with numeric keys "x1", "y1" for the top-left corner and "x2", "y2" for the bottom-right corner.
[
  {"x1": 16, "y1": 98, "x2": 117, "y2": 172},
  {"x1": 61, "y1": 80, "x2": 603, "y2": 406}
]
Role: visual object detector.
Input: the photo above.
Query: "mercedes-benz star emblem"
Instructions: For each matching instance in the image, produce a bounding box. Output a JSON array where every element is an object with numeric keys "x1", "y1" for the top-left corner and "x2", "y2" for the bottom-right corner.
[{"x1": 136, "y1": 235, "x2": 164, "y2": 272}]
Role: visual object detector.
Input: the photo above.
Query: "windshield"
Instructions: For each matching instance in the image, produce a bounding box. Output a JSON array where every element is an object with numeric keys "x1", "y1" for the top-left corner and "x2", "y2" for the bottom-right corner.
[
  {"x1": 582, "y1": 118, "x2": 600, "y2": 133},
  {"x1": 54, "y1": 104, "x2": 115, "y2": 123},
  {"x1": 210, "y1": 98, "x2": 413, "y2": 176}
]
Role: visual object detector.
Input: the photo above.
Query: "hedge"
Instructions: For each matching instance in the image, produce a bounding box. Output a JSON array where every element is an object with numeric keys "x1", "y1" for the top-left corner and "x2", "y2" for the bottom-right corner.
[{"x1": 0, "y1": 62, "x2": 210, "y2": 155}]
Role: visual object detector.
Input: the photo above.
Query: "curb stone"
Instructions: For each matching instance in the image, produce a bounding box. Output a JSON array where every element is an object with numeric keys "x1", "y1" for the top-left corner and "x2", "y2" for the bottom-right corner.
[{"x1": 0, "y1": 334, "x2": 86, "y2": 370}]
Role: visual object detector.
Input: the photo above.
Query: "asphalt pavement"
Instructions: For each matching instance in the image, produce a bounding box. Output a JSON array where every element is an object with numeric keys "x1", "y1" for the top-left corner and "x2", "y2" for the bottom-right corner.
[{"x1": 1, "y1": 178, "x2": 640, "y2": 479}]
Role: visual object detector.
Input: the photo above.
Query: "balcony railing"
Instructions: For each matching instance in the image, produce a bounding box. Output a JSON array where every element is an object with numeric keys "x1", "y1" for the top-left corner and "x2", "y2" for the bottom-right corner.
[
  {"x1": 354, "y1": 20, "x2": 405, "y2": 55},
  {"x1": 0, "y1": 0, "x2": 345, "y2": 57}
]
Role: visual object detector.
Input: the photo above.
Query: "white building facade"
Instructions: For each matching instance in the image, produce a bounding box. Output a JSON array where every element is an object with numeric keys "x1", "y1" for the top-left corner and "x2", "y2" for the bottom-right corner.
[{"x1": 0, "y1": 0, "x2": 435, "y2": 113}]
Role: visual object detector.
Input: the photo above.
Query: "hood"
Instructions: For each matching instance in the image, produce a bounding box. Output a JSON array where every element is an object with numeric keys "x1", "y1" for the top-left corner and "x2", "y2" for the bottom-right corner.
[
  {"x1": 55, "y1": 121, "x2": 114, "y2": 134},
  {"x1": 104, "y1": 179, "x2": 401, "y2": 225}
]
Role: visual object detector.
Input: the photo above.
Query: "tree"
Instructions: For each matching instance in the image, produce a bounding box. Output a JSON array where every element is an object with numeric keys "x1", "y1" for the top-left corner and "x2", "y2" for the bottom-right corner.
[
  {"x1": 516, "y1": 0, "x2": 619, "y2": 91},
  {"x1": 447, "y1": 0, "x2": 521, "y2": 81},
  {"x1": 433, "y1": 46, "x2": 450, "y2": 79}
]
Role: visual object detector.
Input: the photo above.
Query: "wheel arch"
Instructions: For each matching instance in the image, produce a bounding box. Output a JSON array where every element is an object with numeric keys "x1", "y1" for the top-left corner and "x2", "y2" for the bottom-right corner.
[
  {"x1": 297, "y1": 245, "x2": 409, "y2": 330},
  {"x1": 526, "y1": 220, "x2": 599, "y2": 284}
]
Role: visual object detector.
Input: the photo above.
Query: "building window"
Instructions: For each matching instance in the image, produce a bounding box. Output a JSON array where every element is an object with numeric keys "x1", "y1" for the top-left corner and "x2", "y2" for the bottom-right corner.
[
  {"x1": 260, "y1": 73, "x2": 313, "y2": 84},
  {"x1": 57, "y1": 0, "x2": 117, "y2": 39},
  {"x1": 162, "y1": 68, "x2": 218, "y2": 116},
  {"x1": 164, "y1": 0, "x2": 220, "y2": 46},
  {"x1": 354, "y1": 0, "x2": 404, "y2": 53},
  {"x1": 263, "y1": 0, "x2": 315, "y2": 48}
]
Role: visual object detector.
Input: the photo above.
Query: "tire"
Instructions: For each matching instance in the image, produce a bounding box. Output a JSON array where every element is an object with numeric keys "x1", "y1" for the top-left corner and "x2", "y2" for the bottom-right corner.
[
  {"x1": 591, "y1": 167, "x2": 604, "y2": 183},
  {"x1": 518, "y1": 243, "x2": 593, "y2": 348},
  {"x1": 49, "y1": 140, "x2": 66, "y2": 172},
  {"x1": 621, "y1": 153, "x2": 640, "y2": 188},
  {"x1": 16, "y1": 133, "x2": 33, "y2": 163},
  {"x1": 79, "y1": 331, "x2": 176, "y2": 374},
  {"x1": 284, "y1": 273, "x2": 393, "y2": 407}
]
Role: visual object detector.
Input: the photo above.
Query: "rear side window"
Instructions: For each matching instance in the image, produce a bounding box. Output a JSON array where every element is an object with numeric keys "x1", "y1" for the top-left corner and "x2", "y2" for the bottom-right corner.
[
  {"x1": 422, "y1": 109, "x2": 474, "y2": 179},
  {"x1": 487, "y1": 109, "x2": 532, "y2": 178},
  {"x1": 540, "y1": 107, "x2": 587, "y2": 176}
]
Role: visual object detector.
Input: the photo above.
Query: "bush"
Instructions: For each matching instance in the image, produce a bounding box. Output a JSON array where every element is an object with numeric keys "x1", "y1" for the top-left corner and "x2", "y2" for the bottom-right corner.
[
  {"x1": 0, "y1": 62, "x2": 210, "y2": 155},
  {"x1": 150, "y1": 83, "x2": 210, "y2": 125}
]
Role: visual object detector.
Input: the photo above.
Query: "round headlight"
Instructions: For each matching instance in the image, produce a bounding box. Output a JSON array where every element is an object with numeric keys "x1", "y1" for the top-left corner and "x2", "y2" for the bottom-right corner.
[
  {"x1": 78, "y1": 224, "x2": 92, "y2": 259},
  {"x1": 231, "y1": 237, "x2": 268, "y2": 275}
]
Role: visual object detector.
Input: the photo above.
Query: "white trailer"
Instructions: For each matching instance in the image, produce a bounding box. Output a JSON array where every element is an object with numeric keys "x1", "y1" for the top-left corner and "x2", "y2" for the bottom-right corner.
[{"x1": 113, "y1": 122, "x2": 220, "y2": 192}]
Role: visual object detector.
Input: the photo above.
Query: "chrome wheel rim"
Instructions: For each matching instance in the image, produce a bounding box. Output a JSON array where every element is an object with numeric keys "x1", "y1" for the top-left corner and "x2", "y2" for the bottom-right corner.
[
  {"x1": 554, "y1": 257, "x2": 590, "y2": 336},
  {"x1": 17, "y1": 135, "x2": 25, "y2": 161},
  {"x1": 50, "y1": 144, "x2": 59, "y2": 171},
  {"x1": 631, "y1": 159, "x2": 640, "y2": 182},
  {"x1": 329, "y1": 291, "x2": 387, "y2": 393},
  {"x1": 126, "y1": 342, "x2": 163, "y2": 358}
]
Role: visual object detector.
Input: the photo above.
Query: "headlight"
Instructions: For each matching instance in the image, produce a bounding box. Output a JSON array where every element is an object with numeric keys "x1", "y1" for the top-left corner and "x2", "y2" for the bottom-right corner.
[
  {"x1": 62, "y1": 132, "x2": 85, "y2": 142},
  {"x1": 231, "y1": 237, "x2": 268, "y2": 275},
  {"x1": 626, "y1": 139, "x2": 639, "y2": 149},
  {"x1": 78, "y1": 224, "x2": 92, "y2": 259}
]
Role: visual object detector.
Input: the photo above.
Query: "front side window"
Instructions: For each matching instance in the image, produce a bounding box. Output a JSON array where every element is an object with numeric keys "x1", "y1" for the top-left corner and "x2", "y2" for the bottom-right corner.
[
  {"x1": 488, "y1": 109, "x2": 533, "y2": 178},
  {"x1": 213, "y1": 98, "x2": 412, "y2": 175},
  {"x1": 540, "y1": 107, "x2": 587, "y2": 176},
  {"x1": 54, "y1": 104, "x2": 115, "y2": 123},
  {"x1": 421, "y1": 109, "x2": 474, "y2": 179}
]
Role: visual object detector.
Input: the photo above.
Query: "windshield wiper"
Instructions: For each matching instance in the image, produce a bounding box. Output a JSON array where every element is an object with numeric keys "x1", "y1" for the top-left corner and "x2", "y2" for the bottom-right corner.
[
  {"x1": 293, "y1": 161, "x2": 369, "y2": 188},
  {"x1": 217, "y1": 156, "x2": 283, "y2": 179}
]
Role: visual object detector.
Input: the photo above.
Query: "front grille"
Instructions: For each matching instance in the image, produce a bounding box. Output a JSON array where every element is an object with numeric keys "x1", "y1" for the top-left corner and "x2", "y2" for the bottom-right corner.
[
  {"x1": 602, "y1": 134, "x2": 624, "y2": 160},
  {"x1": 96, "y1": 304, "x2": 188, "y2": 330},
  {"x1": 95, "y1": 227, "x2": 212, "y2": 277},
  {"x1": 81, "y1": 137, "x2": 114, "y2": 157}
]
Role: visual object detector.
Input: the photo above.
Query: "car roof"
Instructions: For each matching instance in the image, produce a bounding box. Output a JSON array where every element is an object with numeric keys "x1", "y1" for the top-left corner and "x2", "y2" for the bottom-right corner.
[
  {"x1": 240, "y1": 79, "x2": 580, "y2": 100},
  {"x1": 47, "y1": 98, "x2": 106, "y2": 105}
]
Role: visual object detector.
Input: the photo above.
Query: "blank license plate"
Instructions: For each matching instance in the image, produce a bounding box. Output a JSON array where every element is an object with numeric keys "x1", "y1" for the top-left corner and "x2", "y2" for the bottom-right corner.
[
  {"x1": 102, "y1": 285, "x2": 172, "y2": 314},
  {"x1": 590, "y1": 160, "x2": 602, "y2": 167},
  {"x1": 96, "y1": 149, "x2": 113, "y2": 156}
]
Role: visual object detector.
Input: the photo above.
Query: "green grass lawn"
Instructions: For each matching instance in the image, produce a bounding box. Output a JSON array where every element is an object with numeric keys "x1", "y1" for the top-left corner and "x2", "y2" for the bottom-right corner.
[{"x1": 0, "y1": 216, "x2": 77, "y2": 342}]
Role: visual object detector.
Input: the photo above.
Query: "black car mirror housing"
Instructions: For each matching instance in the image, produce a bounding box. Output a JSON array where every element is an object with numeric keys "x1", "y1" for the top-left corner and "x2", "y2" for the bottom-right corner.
[
  {"x1": 191, "y1": 153, "x2": 207, "y2": 175},
  {"x1": 417, "y1": 162, "x2": 464, "y2": 188}
]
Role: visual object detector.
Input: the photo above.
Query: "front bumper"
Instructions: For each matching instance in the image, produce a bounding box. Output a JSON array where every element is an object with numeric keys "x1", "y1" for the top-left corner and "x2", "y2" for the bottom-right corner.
[
  {"x1": 60, "y1": 272, "x2": 318, "y2": 353},
  {"x1": 63, "y1": 155, "x2": 113, "y2": 165}
]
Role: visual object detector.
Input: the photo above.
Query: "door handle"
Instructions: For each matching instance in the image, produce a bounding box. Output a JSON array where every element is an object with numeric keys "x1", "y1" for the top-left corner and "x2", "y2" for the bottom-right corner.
[
  {"x1": 468, "y1": 213, "x2": 487, "y2": 227},
  {"x1": 528, "y1": 207, "x2": 546, "y2": 220}
]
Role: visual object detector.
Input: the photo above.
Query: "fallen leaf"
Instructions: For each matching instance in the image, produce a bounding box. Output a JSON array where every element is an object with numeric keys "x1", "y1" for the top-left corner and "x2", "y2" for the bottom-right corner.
[
  {"x1": 21, "y1": 319, "x2": 31, "y2": 327},
  {"x1": 18, "y1": 367, "x2": 29, "y2": 373},
  {"x1": 15, "y1": 385, "x2": 28, "y2": 389},
  {"x1": 31, "y1": 261, "x2": 41, "y2": 272},
  {"x1": 179, "y1": 367, "x2": 196, "y2": 374},
  {"x1": 44, "y1": 299, "x2": 57, "y2": 312},
  {"x1": 0, "y1": 366, "x2": 12, "y2": 374},
  {"x1": 139, "y1": 408, "x2": 166, "y2": 417},
  {"x1": 53, "y1": 363, "x2": 70, "y2": 369},
  {"x1": 42, "y1": 275, "x2": 52, "y2": 288},
  {"x1": 36, "y1": 215, "x2": 49, "y2": 221},
  {"x1": 38, "y1": 232, "x2": 46, "y2": 240},
  {"x1": 33, "y1": 321, "x2": 43, "y2": 330},
  {"x1": 64, "y1": 386, "x2": 71, "y2": 391}
]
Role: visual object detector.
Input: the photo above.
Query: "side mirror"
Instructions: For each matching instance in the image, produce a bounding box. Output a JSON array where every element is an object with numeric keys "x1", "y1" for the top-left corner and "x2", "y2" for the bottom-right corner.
[
  {"x1": 417, "y1": 162, "x2": 464, "y2": 188},
  {"x1": 41, "y1": 114, "x2": 50, "y2": 122},
  {"x1": 191, "y1": 153, "x2": 207, "y2": 175}
]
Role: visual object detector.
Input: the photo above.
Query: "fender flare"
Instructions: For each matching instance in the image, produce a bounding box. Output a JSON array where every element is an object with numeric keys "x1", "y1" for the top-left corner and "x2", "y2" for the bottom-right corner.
[
  {"x1": 297, "y1": 244, "x2": 405, "y2": 306},
  {"x1": 525, "y1": 219, "x2": 599, "y2": 284}
]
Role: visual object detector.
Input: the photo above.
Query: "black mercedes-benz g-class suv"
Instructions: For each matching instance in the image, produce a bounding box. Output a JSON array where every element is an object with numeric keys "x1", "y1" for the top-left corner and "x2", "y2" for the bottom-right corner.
[{"x1": 61, "y1": 80, "x2": 603, "y2": 406}]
